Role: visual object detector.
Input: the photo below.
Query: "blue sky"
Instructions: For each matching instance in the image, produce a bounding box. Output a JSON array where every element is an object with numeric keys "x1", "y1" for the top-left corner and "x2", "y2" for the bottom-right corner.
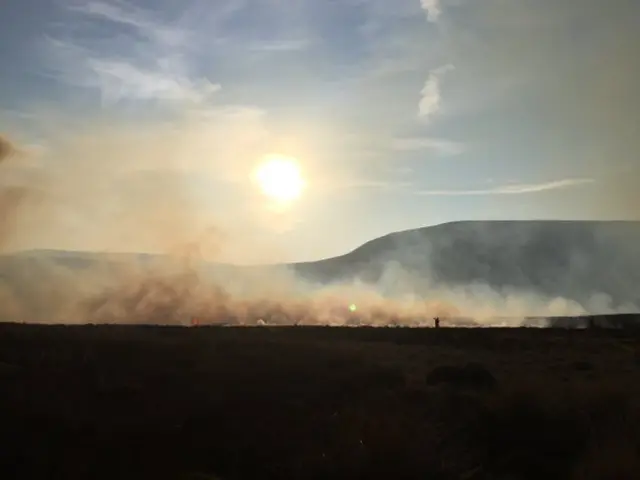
[{"x1": 1, "y1": 0, "x2": 639, "y2": 263}]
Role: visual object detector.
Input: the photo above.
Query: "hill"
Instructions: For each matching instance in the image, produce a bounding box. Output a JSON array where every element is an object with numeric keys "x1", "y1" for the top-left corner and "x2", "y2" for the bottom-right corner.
[
  {"x1": 289, "y1": 220, "x2": 640, "y2": 310},
  {"x1": 1, "y1": 220, "x2": 639, "y2": 322}
]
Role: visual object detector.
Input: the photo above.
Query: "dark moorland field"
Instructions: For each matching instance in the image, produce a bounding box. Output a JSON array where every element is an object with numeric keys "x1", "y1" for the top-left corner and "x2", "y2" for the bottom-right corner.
[{"x1": 2, "y1": 323, "x2": 640, "y2": 480}]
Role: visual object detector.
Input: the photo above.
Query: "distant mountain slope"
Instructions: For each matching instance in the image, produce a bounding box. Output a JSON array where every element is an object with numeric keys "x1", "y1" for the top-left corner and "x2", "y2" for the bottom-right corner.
[
  {"x1": 2, "y1": 220, "x2": 640, "y2": 316},
  {"x1": 290, "y1": 220, "x2": 640, "y2": 309}
]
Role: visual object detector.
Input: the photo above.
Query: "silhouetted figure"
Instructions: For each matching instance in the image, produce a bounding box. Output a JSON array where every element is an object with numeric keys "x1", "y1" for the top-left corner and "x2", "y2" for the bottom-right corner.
[
  {"x1": 434, "y1": 317, "x2": 440, "y2": 328},
  {"x1": 588, "y1": 317, "x2": 596, "y2": 329}
]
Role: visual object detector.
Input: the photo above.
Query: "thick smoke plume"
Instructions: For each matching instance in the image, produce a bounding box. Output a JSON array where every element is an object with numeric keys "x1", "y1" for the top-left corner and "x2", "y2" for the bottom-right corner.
[{"x1": 0, "y1": 135, "x2": 27, "y2": 250}]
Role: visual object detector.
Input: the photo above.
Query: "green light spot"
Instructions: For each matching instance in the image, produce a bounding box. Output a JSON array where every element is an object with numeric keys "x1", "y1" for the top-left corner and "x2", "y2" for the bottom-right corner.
[{"x1": 349, "y1": 303, "x2": 357, "y2": 312}]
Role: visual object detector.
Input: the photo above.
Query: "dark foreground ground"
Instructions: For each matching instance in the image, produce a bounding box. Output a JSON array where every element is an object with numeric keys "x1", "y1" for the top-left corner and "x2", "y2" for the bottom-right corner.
[{"x1": 2, "y1": 324, "x2": 640, "y2": 480}]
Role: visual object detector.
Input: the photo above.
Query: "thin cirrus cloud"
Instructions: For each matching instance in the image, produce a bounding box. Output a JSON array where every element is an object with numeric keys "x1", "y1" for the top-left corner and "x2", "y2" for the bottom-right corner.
[
  {"x1": 44, "y1": 0, "x2": 219, "y2": 106},
  {"x1": 336, "y1": 178, "x2": 413, "y2": 191},
  {"x1": 66, "y1": 0, "x2": 189, "y2": 46},
  {"x1": 87, "y1": 59, "x2": 220, "y2": 104},
  {"x1": 248, "y1": 38, "x2": 312, "y2": 52},
  {"x1": 391, "y1": 137, "x2": 465, "y2": 156},
  {"x1": 414, "y1": 178, "x2": 595, "y2": 196}
]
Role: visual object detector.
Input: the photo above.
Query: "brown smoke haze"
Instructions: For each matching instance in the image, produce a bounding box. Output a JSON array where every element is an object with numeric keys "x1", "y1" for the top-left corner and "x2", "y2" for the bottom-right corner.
[
  {"x1": 0, "y1": 135, "x2": 27, "y2": 249},
  {"x1": 0, "y1": 125, "x2": 636, "y2": 328}
]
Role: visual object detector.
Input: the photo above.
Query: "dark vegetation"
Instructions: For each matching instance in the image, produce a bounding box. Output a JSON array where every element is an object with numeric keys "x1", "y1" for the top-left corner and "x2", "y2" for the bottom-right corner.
[{"x1": 2, "y1": 323, "x2": 640, "y2": 479}]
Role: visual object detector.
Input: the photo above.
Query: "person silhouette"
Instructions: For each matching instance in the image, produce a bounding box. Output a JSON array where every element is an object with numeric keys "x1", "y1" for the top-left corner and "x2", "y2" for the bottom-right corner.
[{"x1": 434, "y1": 317, "x2": 440, "y2": 328}]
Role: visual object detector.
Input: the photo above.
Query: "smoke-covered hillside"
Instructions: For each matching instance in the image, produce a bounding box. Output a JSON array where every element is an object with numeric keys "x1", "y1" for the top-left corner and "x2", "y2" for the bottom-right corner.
[
  {"x1": 291, "y1": 220, "x2": 640, "y2": 311},
  {"x1": 1, "y1": 220, "x2": 639, "y2": 323}
]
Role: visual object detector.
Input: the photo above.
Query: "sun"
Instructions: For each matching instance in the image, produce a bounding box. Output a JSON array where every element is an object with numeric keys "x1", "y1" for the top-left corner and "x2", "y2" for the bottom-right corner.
[{"x1": 253, "y1": 155, "x2": 306, "y2": 203}]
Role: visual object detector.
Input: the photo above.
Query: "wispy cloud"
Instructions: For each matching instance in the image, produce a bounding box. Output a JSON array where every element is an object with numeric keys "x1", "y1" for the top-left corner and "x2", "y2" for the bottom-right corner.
[
  {"x1": 418, "y1": 64, "x2": 453, "y2": 120},
  {"x1": 46, "y1": 0, "x2": 219, "y2": 106},
  {"x1": 88, "y1": 59, "x2": 220, "y2": 104},
  {"x1": 420, "y1": 0, "x2": 441, "y2": 23},
  {"x1": 346, "y1": 179, "x2": 413, "y2": 190},
  {"x1": 67, "y1": 0, "x2": 188, "y2": 46},
  {"x1": 415, "y1": 178, "x2": 595, "y2": 196},
  {"x1": 391, "y1": 137, "x2": 465, "y2": 156},
  {"x1": 248, "y1": 38, "x2": 311, "y2": 52},
  {"x1": 322, "y1": 176, "x2": 413, "y2": 193}
]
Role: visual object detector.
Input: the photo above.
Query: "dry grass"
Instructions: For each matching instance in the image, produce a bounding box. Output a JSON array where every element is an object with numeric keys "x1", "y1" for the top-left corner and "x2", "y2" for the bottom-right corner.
[{"x1": 1, "y1": 324, "x2": 639, "y2": 479}]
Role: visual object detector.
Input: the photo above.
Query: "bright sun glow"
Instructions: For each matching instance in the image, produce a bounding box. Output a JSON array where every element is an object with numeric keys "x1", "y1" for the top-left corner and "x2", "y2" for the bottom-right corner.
[{"x1": 253, "y1": 155, "x2": 306, "y2": 203}]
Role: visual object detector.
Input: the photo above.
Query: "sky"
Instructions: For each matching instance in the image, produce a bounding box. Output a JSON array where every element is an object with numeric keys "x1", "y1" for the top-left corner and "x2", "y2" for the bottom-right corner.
[{"x1": 0, "y1": 0, "x2": 639, "y2": 264}]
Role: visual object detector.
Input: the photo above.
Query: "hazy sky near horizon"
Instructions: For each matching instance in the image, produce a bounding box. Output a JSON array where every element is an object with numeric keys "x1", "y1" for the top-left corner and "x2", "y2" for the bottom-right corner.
[{"x1": 0, "y1": 0, "x2": 639, "y2": 263}]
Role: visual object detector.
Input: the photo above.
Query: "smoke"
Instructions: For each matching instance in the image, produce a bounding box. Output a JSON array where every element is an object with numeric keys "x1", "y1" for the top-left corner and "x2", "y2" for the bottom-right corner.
[
  {"x1": 0, "y1": 135, "x2": 28, "y2": 250},
  {"x1": 0, "y1": 240, "x2": 632, "y2": 327},
  {"x1": 0, "y1": 123, "x2": 233, "y2": 323},
  {"x1": 0, "y1": 242, "x2": 626, "y2": 327},
  {"x1": 0, "y1": 126, "x2": 637, "y2": 327}
]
